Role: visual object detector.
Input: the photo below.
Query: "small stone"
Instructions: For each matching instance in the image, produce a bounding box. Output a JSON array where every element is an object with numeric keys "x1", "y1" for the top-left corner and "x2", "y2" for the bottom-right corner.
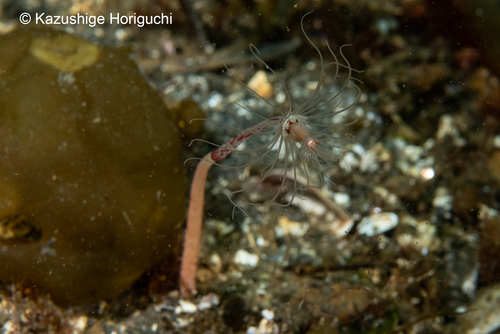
[
  {"x1": 178, "y1": 300, "x2": 198, "y2": 314},
  {"x1": 261, "y1": 309, "x2": 274, "y2": 321},
  {"x1": 174, "y1": 317, "x2": 190, "y2": 328},
  {"x1": 234, "y1": 249, "x2": 259, "y2": 270},
  {"x1": 198, "y1": 293, "x2": 220, "y2": 311},
  {"x1": 2, "y1": 321, "x2": 17, "y2": 334},
  {"x1": 68, "y1": 316, "x2": 88, "y2": 333},
  {"x1": 358, "y1": 213, "x2": 399, "y2": 236},
  {"x1": 257, "y1": 318, "x2": 278, "y2": 334},
  {"x1": 278, "y1": 216, "x2": 309, "y2": 237},
  {"x1": 208, "y1": 253, "x2": 222, "y2": 273},
  {"x1": 247, "y1": 327, "x2": 258, "y2": 334},
  {"x1": 247, "y1": 70, "x2": 273, "y2": 99}
]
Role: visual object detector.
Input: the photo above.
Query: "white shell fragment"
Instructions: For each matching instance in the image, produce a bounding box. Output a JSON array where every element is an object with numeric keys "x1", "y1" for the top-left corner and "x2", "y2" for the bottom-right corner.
[
  {"x1": 234, "y1": 249, "x2": 259, "y2": 270},
  {"x1": 261, "y1": 309, "x2": 274, "y2": 321},
  {"x1": 357, "y1": 212, "x2": 399, "y2": 236},
  {"x1": 175, "y1": 299, "x2": 198, "y2": 314},
  {"x1": 197, "y1": 293, "x2": 220, "y2": 311}
]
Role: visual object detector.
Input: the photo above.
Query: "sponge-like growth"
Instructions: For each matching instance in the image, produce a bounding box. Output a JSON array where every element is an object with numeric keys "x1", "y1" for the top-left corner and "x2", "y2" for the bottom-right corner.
[{"x1": 0, "y1": 28, "x2": 184, "y2": 305}]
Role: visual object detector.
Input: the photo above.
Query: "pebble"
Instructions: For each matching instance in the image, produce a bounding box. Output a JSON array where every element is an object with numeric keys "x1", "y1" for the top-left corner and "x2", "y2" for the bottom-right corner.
[
  {"x1": 261, "y1": 309, "x2": 274, "y2": 320},
  {"x1": 277, "y1": 216, "x2": 309, "y2": 237},
  {"x1": 256, "y1": 318, "x2": 279, "y2": 334},
  {"x1": 197, "y1": 293, "x2": 220, "y2": 311},
  {"x1": 357, "y1": 212, "x2": 399, "y2": 236},
  {"x1": 247, "y1": 327, "x2": 258, "y2": 334},
  {"x1": 208, "y1": 253, "x2": 222, "y2": 273},
  {"x1": 174, "y1": 317, "x2": 190, "y2": 328},
  {"x1": 68, "y1": 316, "x2": 87, "y2": 333},
  {"x1": 175, "y1": 300, "x2": 198, "y2": 314},
  {"x1": 247, "y1": 70, "x2": 273, "y2": 99},
  {"x1": 207, "y1": 92, "x2": 225, "y2": 111},
  {"x1": 234, "y1": 249, "x2": 259, "y2": 270}
]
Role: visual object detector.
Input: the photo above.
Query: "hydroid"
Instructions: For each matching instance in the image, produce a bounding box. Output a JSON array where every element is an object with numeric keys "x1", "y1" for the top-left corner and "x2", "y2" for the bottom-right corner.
[
  {"x1": 180, "y1": 12, "x2": 362, "y2": 296},
  {"x1": 190, "y1": 12, "x2": 362, "y2": 212}
]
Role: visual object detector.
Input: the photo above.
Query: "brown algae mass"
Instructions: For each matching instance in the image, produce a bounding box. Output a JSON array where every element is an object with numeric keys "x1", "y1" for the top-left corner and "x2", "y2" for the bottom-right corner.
[{"x1": 0, "y1": 29, "x2": 184, "y2": 305}]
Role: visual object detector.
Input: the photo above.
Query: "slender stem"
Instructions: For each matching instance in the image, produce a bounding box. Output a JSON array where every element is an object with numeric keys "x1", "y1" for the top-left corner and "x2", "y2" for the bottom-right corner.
[
  {"x1": 180, "y1": 118, "x2": 281, "y2": 297},
  {"x1": 179, "y1": 153, "x2": 213, "y2": 297},
  {"x1": 211, "y1": 117, "x2": 282, "y2": 162}
]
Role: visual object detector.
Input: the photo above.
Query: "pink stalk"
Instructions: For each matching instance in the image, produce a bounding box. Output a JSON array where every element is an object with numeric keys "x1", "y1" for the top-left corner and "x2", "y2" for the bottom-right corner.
[
  {"x1": 180, "y1": 118, "x2": 282, "y2": 297},
  {"x1": 179, "y1": 153, "x2": 213, "y2": 297}
]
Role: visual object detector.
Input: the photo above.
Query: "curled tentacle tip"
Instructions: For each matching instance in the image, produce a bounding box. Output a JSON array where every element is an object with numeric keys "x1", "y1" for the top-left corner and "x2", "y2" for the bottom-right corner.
[
  {"x1": 249, "y1": 44, "x2": 261, "y2": 55},
  {"x1": 188, "y1": 118, "x2": 206, "y2": 125},
  {"x1": 183, "y1": 157, "x2": 199, "y2": 164}
]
